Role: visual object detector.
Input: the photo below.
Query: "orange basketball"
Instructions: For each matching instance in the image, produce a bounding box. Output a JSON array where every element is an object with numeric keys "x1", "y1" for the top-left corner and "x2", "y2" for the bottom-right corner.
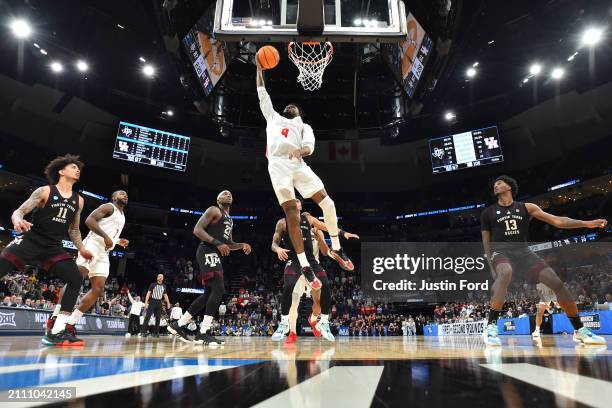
[{"x1": 256, "y1": 45, "x2": 280, "y2": 70}]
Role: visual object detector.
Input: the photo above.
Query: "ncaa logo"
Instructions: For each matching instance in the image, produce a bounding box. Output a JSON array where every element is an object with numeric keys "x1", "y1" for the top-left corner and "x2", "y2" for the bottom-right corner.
[
  {"x1": 0, "y1": 312, "x2": 17, "y2": 327},
  {"x1": 95, "y1": 318, "x2": 103, "y2": 330}
]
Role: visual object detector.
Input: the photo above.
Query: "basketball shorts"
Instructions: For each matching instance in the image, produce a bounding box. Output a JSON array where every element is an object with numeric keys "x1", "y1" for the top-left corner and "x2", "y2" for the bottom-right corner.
[
  {"x1": 284, "y1": 259, "x2": 327, "y2": 288},
  {"x1": 76, "y1": 239, "x2": 110, "y2": 278},
  {"x1": 536, "y1": 283, "x2": 557, "y2": 304},
  {"x1": 196, "y1": 244, "x2": 224, "y2": 284},
  {"x1": 491, "y1": 248, "x2": 549, "y2": 284},
  {"x1": 268, "y1": 157, "x2": 324, "y2": 204},
  {"x1": 0, "y1": 236, "x2": 73, "y2": 272}
]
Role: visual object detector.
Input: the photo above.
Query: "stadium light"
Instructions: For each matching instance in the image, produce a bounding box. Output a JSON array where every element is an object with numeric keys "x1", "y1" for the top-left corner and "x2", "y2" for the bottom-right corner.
[
  {"x1": 139, "y1": 56, "x2": 146, "y2": 63},
  {"x1": 581, "y1": 27, "x2": 603, "y2": 46},
  {"x1": 142, "y1": 64, "x2": 155, "y2": 77},
  {"x1": 523, "y1": 78, "x2": 529, "y2": 83},
  {"x1": 40, "y1": 48, "x2": 48, "y2": 55},
  {"x1": 354, "y1": 18, "x2": 362, "y2": 26},
  {"x1": 551, "y1": 67, "x2": 564, "y2": 80},
  {"x1": 472, "y1": 62, "x2": 479, "y2": 67},
  {"x1": 444, "y1": 111, "x2": 456, "y2": 121},
  {"x1": 529, "y1": 64, "x2": 542, "y2": 75},
  {"x1": 75, "y1": 60, "x2": 88, "y2": 72},
  {"x1": 50, "y1": 61, "x2": 63, "y2": 73},
  {"x1": 466, "y1": 67, "x2": 477, "y2": 78},
  {"x1": 10, "y1": 19, "x2": 32, "y2": 38}
]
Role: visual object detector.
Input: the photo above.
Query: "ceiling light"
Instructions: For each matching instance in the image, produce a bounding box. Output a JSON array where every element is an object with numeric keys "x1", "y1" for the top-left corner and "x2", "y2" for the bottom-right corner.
[
  {"x1": 444, "y1": 111, "x2": 456, "y2": 121},
  {"x1": 529, "y1": 64, "x2": 542, "y2": 75},
  {"x1": 567, "y1": 52, "x2": 578, "y2": 61},
  {"x1": 523, "y1": 77, "x2": 529, "y2": 83},
  {"x1": 267, "y1": 20, "x2": 273, "y2": 25},
  {"x1": 50, "y1": 61, "x2": 63, "y2": 73},
  {"x1": 551, "y1": 67, "x2": 564, "y2": 79},
  {"x1": 354, "y1": 18, "x2": 362, "y2": 26},
  {"x1": 10, "y1": 19, "x2": 32, "y2": 38},
  {"x1": 472, "y1": 62, "x2": 479, "y2": 67},
  {"x1": 33, "y1": 43, "x2": 40, "y2": 48},
  {"x1": 75, "y1": 60, "x2": 88, "y2": 72},
  {"x1": 259, "y1": 20, "x2": 266, "y2": 26},
  {"x1": 117, "y1": 24, "x2": 125, "y2": 29},
  {"x1": 466, "y1": 67, "x2": 476, "y2": 78},
  {"x1": 487, "y1": 40, "x2": 495, "y2": 45},
  {"x1": 40, "y1": 49, "x2": 47, "y2": 55},
  {"x1": 142, "y1": 64, "x2": 155, "y2": 77},
  {"x1": 139, "y1": 56, "x2": 146, "y2": 63},
  {"x1": 166, "y1": 110, "x2": 174, "y2": 116},
  {"x1": 581, "y1": 27, "x2": 603, "y2": 46}
]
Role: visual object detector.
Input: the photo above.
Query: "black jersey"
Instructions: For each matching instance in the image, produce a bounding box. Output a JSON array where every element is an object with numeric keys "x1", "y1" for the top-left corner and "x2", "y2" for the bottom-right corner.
[
  {"x1": 200, "y1": 206, "x2": 233, "y2": 250},
  {"x1": 282, "y1": 214, "x2": 317, "y2": 264},
  {"x1": 480, "y1": 201, "x2": 531, "y2": 251},
  {"x1": 25, "y1": 185, "x2": 79, "y2": 247}
]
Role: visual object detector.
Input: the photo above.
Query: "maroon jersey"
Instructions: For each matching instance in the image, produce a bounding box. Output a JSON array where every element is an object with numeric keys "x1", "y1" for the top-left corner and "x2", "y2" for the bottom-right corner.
[
  {"x1": 26, "y1": 185, "x2": 79, "y2": 247},
  {"x1": 480, "y1": 201, "x2": 531, "y2": 251}
]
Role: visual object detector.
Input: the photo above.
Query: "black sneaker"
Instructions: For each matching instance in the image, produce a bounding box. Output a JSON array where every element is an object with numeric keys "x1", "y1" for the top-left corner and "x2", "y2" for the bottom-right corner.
[
  {"x1": 42, "y1": 329, "x2": 84, "y2": 347},
  {"x1": 168, "y1": 321, "x2": 192, "y2": 343},
  {"x1": 329, "y1": 247, "x2": 354, "y2": 271},
  {"x1": 301, "y1": 266, "x2": 322, "y2": 290},
  {"x1": 194, "y1": 330, "x2": 224, "y2": 346}
]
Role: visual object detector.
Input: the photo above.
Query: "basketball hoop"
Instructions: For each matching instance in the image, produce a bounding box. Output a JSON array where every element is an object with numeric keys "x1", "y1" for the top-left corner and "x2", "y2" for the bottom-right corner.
[{"x1": 288, "y1": 41, "x2": 333, "y2": 91}]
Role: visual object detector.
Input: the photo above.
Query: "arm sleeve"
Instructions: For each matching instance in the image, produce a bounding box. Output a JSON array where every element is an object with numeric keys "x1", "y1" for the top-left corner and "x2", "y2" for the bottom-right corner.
[
  {"x1": 480, "y1": 209, "x2": 491, "y2": 231},
  {"x1": 302, "y1": 124, "x2": 315, "y2": 155},
  {"x1": 257, "y1": 86, "x2": 276, "y2": 121}
]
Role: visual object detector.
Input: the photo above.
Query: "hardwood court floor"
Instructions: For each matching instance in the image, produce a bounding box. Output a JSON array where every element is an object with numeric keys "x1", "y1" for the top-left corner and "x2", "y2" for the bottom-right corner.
[{"x1": 0, "y1": 335, "x2": 610, "y2": 407}]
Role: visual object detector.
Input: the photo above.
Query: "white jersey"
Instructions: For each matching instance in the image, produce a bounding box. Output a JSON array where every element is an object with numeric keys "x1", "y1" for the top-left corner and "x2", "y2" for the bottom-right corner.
[
  {"x1": 257, "y1": 86, "x2": 315, "y2": 159},
  {"x1": 85, "y1": 203, "x2": 125, "y2": 250}
]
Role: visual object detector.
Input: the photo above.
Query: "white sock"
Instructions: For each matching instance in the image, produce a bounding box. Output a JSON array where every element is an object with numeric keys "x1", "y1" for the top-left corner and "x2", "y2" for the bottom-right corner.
[
  {"x1": 281, "y1": 315, "x2": 289, "y2": 324},
  {"x1": 318, "y1": 197, "x2": 340, "y2": 250},
  {"x1": 67, "y1": 309, "x2": 83, "y2": 326},
  {"x1": 51, "y1": 313, "x2": 69, "y2": 335},
  {"x1": 534, "y1": 326, "x2": 540, "y2": 332},
  {"x1": 320, "y1": 314, "x2": 329, "y2": 323},
  {"x1": 178, "y1": 312, "x2": 192, "y2": 327},
  {"x1": 200, "y1": 315, "x2": 214, "y2": 334},
  {"x1": 309, "y1": 313, "x2": 319, "y2": 323},
  {"x1": 52, "y1": 304, "x2": 61, "y2": 318},
  {"x1": 297, "y1": 252, "x2": 310, "y2": 267}
]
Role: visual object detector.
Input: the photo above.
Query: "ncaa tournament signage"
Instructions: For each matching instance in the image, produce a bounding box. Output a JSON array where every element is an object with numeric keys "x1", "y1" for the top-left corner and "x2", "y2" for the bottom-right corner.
[{"x1": 437, "y1": 320, "x2": 487, "y2": 336}]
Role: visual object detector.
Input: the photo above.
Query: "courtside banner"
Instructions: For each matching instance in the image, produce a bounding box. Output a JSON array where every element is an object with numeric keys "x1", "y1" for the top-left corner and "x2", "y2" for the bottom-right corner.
[
  {"x1": 438, "y1": 320, "x2": 487, "y2": 336},
  {"x1": 0, "y1": 307, "x2": 127, "y2": 334},
  {"x1": 361, "y1": 242, "x2": 491, "y2": 303}
]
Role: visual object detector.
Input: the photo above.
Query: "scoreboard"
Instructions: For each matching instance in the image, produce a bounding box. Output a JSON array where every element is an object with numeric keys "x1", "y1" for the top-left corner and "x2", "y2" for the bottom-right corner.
[
  {"x1": 113, "y1": 121, "x2": 190, "y2": 172},
  {"x1": 429, "y1": 125, "x2": 503, "y2": 174}
]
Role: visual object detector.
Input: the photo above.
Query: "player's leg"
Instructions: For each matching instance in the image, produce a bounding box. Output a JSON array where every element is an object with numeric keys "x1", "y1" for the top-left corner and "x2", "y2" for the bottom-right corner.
[
  {"x1": 484, "y1": 254, "x2": 513, "y2": 346},
  {"x1": 314, "y1": 274, "x2": 334, "y2": 341},
  {"x1": 273, "y1": 265, "x2": 300, "y2": 341},
  {"x1": 537, "y1": 266, "x2": 606, "y2": 344},
  {"x1": 140, "y1": 303, "x2": 155, "y2": 336},
  {"x1": 533, "y1": 302, "x2": 546, "y2": 338},
  {"x1": 286, "y1": 277, "x2": 306, "y2": 344},
  {"x1": 193, "y1": 275, "x2": 225, "y2": 346},
  {"x1": 152, "y1": 301, "x2": 162, "y2": 337}
]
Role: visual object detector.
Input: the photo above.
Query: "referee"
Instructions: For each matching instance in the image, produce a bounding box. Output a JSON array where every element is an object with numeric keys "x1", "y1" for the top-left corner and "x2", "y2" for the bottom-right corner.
[{"x1": 140, "y1": 274, "x2": 171, "y2": 337}]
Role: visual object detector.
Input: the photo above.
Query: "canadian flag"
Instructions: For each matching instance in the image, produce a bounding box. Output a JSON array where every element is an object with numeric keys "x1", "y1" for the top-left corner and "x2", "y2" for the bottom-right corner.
[{"x1": 328, "y1": 142, "x2": 359, "y2": 161}]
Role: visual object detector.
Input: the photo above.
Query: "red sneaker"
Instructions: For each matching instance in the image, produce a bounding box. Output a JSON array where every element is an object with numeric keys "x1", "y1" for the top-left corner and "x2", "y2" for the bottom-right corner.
[
  {"x1": 329, "y1": 248, "x2": 354, "y2": 271},
  {"x1": 309, "y1": 315, "x2": 321, "y2": 337},
  {"x1": 46, "y1": 316, "x2": 56, "y2": 337},
  {"x1": 285, "y1": 331, "x2": 297, "y2": 344}
]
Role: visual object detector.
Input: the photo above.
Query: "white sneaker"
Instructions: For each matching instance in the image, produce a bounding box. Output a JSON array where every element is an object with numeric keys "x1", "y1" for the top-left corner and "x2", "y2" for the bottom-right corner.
[
  {"x1": 531, "y1": 329, "x2": 540, "y2": 338},
  {"x1": 483, "y1": 323, "x2": 501, "y2": 347},
  {"x1": 316, "y1": 321, "x2": 335, "y2": 342},
  {"x1": 573, "y1": 327, "x2": 606, "y2": 345},
  {"x1": 272, "y1": 321, "x2": 289, "y2": 341}
]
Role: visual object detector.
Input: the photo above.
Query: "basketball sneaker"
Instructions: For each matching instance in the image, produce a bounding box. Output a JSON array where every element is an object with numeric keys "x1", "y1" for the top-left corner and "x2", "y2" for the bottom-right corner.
[
  {"x1": 285, "y1": 331, "x2": 297, "y2": 344},
  {"x1": 42, "y1": 329, "x2": 84, "y2": 347},
  {"x1": 483, "y1": 323, "x2": 501, "y2": 346},
  {"x1": 309, "y1": 314, "x2": 321, "y2": 337},
  {"x1": 272, "y1": 321, "x2": 289, "y2": 341},
  {"x1": 316, "y1": 321, "x2": 335, "y2": 342},
  {"x1": 573, "y1": 327, "x2": 606, "y2": 345},
  {"x1": 531, "y1": 328, "x2": 541, "y2": 338},
  {"x1": 301, "y1": 266, "x2": 321, "y2": 290},
  {"x1": 329, "y1": 247, "x2": 354, "y2": 271},
  {"x1": 45, "y1": 316, "x2": 56, "y2": 337},
  {"x1": 193, "y1": 330, "x2": 224, "y2": 347},
  {"x1": 168, "y1": 321, "x2": 192, "y2": 343}
]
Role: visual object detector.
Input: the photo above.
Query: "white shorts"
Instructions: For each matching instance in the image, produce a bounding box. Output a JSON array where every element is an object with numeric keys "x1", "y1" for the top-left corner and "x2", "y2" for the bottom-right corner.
[
  {"x1": 536, "y1": 283, "x2": 557, "y2": 304},
  {"x1": 268, "y1": 158, "x2": 324, "y2": 204},
  {"x1": 76, "y1": 241, "x2": 110, "y2": 279}
]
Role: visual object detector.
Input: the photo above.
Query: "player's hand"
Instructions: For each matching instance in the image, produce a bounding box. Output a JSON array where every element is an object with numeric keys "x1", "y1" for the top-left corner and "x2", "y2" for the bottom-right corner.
[
  {"x1": 276, "y1": 248, "x2": 290, "y2": 261},
  {"x1": 103, "y1": 236, "x2": 114, "y2": 251},
  {"x1": 585, "y1": 219, "x2": 608, "y2": 229},
  {"x1": 242, "y1": 243, "x2": 252, "y2": 255},
  {"x1": 343, "y1": 232, "x2": 360, "y2": 240},
  {"x1": 217, "y1": 244, "x2": 231, "y2": 256},
  {"x1": 13, "y1": 220, "x2": 33, "y2": 233},
  {"x1": 80, "y1": 248, "x2": 94, "y2": 261},
  {"x1": 118, "y1": 238, "x2": 129, "y2": 248},
  {"x1": 288, "y1": 149, "x2": 303, "y2": 161}
]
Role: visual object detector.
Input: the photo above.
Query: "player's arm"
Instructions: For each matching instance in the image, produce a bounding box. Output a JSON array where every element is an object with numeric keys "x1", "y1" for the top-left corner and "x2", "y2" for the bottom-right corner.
[
  {"x1": 69, "y1": 196, "x2": 94, "y2": 259},
  {"x1": 525, "y1": 203, "x2": 608, "y2": 229},
  {"x1": 304, "y1": 213, "x2": 357, "y2": 239},
  {"x1": 480, "y1": 210, "x2": 495, "y2": 277},
  {"x1": 256, "y1": 60, "x2": 276, "y2": 121},
  {"x1": 192, "y1": 206, "x2": 230, "y2": 256},
  {"x1": 127, "y1": 291, "x2": 134, "y2": 304},
  {"x1": 11, "y1": 186, "x2": 49, "y2": 232},
  {"x1": 314, "y1": 228, "x2": 330, "y2": 257},
  {"x1": 288, "y1": 124, "x2": 315, "y2": 160},
  {"x1": 227, "y1": 230, "x2": 251, "y2": 254},
  {"x1": 84, "y1": 203, "x2": 115, "y2": 250},
  {"x1": 271, "y1": 219, "x2": 290, "y2": 261}
]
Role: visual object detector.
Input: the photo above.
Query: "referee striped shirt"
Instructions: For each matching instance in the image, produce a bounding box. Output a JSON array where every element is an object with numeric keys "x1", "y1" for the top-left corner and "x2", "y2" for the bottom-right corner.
[{"x1": 148, "y1": 283, "x2": 167, "y2": 300}]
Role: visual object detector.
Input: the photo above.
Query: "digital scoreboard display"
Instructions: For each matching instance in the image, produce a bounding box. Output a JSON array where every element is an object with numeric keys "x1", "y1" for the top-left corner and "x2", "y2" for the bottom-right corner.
[
  {"x1": 113, "y1": 121, "x2": 190, "y2": 172},
  {"x1": 429, "y1": 126, "x2": 503, "y2": 174}
]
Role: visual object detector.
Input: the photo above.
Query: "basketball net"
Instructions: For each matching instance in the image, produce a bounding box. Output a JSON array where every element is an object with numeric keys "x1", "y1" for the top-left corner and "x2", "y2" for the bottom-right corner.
[{"x1": 288, "y1": 41, "x2": 333, "y2": 91}]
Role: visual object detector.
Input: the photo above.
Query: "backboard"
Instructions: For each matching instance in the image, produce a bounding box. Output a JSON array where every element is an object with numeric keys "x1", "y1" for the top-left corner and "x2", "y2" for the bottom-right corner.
[{"x1": 214, "y1": 0, "x2": 408, "y2": 43}]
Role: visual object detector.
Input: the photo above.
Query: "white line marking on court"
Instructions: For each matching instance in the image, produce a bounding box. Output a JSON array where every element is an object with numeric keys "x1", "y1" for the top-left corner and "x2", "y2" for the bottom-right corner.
[
  {"x1": 0, "y1": 364, "x2": 236, "y2": 408},
  {"x1": 480, "y1": 363, "x2": 612, "y2": 408},
  {"x1": 0, "y1": 363, "x2": 83, "y2": 375},
  {"x1": 254, "y1": 366, "x2": 384, "y2": 408}
]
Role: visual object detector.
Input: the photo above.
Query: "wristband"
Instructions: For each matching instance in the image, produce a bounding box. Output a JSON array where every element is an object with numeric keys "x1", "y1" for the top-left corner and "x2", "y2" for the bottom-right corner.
[
  {"x1": 212, "y1": 239, "x2": 223, "y2": 247},
  {"x1": 338, "y1": 229, "x2": 345, "y2": 237}
]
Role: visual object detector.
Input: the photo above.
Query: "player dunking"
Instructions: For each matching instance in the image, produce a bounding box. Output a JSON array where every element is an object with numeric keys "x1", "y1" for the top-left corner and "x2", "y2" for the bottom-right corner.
[
  {"x1": 0, "y1": 155, "x2": 93, "y2": 346},
  {"x1": 271, "y1": 198, "x2": 359, "y2": 343},
  {"x1": 168, "y1": 190, "x2": 251, "y2": 346},
  {"x1": 256, "y1": 60, "x2": 353, "y2": 290},
  {"x1": 481, "y1": 175, "x2": 608, "y2": 346}
]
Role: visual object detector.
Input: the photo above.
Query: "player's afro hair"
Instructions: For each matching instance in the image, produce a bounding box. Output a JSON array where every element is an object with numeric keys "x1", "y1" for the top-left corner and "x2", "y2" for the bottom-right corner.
[
  {"x1": 494, "y1": 175, "x2": 519, "y2": 197},
  {"x1": 44, "y1": 154, "x2": 84, "y2": 185},
  {"x1": 285, "y1": 102, "x2": 303, "y2": 117}
]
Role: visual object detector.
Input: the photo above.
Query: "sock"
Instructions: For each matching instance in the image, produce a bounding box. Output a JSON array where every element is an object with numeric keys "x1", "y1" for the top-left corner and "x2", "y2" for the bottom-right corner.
[
  {"x1": 330, "y1": 236, "x2": 341, "y2": 251},
  {"x1": 309, "y1": 314, "x2": 318, "y2": 323},
  {"x1": 51, "y1": 313, "x2": 69, "y2": 335},
  {"x1": 297, "y1": 252, "x2": 310, "y2": 268},
  {"x1": 281, "y1": 315, "x2": 289, "y2": 324},
  {"x1": 320, "y1": 314, "x2": 329, "y2": 323},
  {"x1": 488, "y1": 309, "x2": 500, "y2": 325},
  {"x1": 318, "y1": 196, "x2": 340, "y2": 250},
  {"x1": 52, "y1": 304, "x2": 61, "y2": 318},
  {"x1": 569, "y1": 316, "x2": 583, "y2": 331},
  {"x1": 178, "y1": 312, "x2": 192, "y2": 327},
  {"x1": 67, "y1": 309, "x2": 83, "y2": 326},
  {"x1": 200, "y1": 315, "x2": 214, "y2": 334},
  {"x1": 534, "y1": 326, "x2": 540, "y2": 332}
]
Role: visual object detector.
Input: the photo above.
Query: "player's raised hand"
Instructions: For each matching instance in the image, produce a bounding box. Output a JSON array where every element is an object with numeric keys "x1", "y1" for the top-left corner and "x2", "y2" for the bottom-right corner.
[
  {"x1": 242, "y1": 243, "x2": 252, "y2": 255},
  {"x1": 118, "y1": 238, "x2": 129, "y2": 248},
  {"x1": 585, "y1": 219, "x2": 608, "y2": 229},
  {"x1": 217, "y1": 243, "x2": 231, "y2": 256},
  {"x1": 276, "y1": 248, "x2": 290, "y2": 261},
  {"x1": 343, "y1": 232, "x2": 360, "y2": 240},
  {"x1": 13, "y1": 219, "x2": 33, "y2": 233}
]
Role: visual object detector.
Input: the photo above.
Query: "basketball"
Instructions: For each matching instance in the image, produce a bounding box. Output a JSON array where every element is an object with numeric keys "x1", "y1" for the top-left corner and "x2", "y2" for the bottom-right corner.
[{"x1": 257, "y1": 45, "x2": 280, "y2": 70}]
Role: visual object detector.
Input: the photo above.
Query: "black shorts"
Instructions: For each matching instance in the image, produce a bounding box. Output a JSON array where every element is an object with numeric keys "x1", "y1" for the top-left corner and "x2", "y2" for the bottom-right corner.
[
  {"x1": 283, "y1": 259, "x2": 327, "y2": 287},
  {"x1": 0, "y1": 236, "x2": 73, "y2": 271},
  {"x1": 491, "y1": 247, "x2": 548, "y2": 284},
  {"x1": 196, "y1": 244, "x2": 224, "y2": 284}
]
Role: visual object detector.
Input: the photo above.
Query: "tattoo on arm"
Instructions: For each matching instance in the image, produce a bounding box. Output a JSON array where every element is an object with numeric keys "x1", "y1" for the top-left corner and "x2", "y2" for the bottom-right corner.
[
  {"x1": 68, "y1": 197, "x2": 85, "y2": 251},
  {"x1": 11, "y1": 187, "x2": 47, "y2": 225},
  {"x1": 271, "y1": 219, "x2": 286, "y2": 252},
  {"x1": 556, "y1": 217, "x2": 586, "y2": 229}
]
